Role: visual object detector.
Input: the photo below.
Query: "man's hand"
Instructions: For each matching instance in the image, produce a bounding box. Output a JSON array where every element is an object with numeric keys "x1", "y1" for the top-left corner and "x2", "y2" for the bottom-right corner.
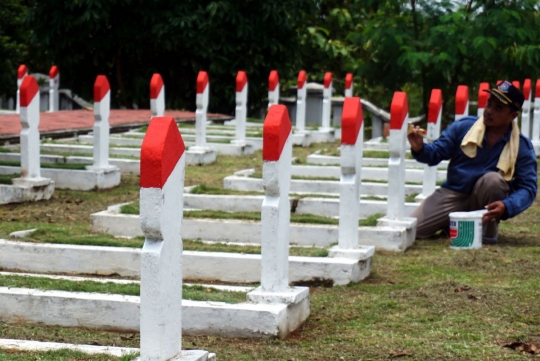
[
  {"x1": 483, "y1": 201, "x2": 506, "y2": 223},
  {"x1": 407, "y1": 125, "x2": 424, "y2": 153}
]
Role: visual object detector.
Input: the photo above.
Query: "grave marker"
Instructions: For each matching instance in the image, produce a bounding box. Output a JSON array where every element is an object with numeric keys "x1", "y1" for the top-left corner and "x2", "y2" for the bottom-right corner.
[
  {"x1": 88, "y1": 75, "x2": 116, "y2": 171},
  {"x1": 16, "y1": 64, "x2": 28, "y2": 114},
  {"x1": 375, "y1": 91, "x2": 417, "y2": 245},
  {"x1": 321, "y1": 72, "x2": 333, "y2": 130},
  {"x1": 345, "y1": 73, "x2": 353, "y2": 98},
  {"x1": 295, "y1": 70, "x2": 307, "y2": 132},
  {"x1": 195, "y1": 71, "x2": 209, "y2": 148},
  {"x1": 48, "y1": 65, "x2": 59, "y2": 112},
  {"x1": 522, "y1": 79, "x2": 532, "y2": 138},
  {"x1": 233, "y1": 71, "x2": 248, "y2": 143},
  {"x1": 150, "y1": 74, "x2": 165, "y2": 117},
  {"x1": 387, "y1": 92, "x2": 408, "y2": 220},
  {"x1": 477, "y1": 83, "x2": 490, "y2": 117},
  {"x1": 330, "y1": 97, "x2": 365, "y2": 257},
  {"x1": 416, "y1": 89, "x2": 442, "y2": 201},
  {"x1": 532, "y1": 80, "x2": 540, "y2": 152},
  {"x1": 247, "y1": 105, "x2": 309, "y2": 305},
  {"x1": 19, "y1": 76, "x2": 42, "y2": 180},
  {"x1": 138, "y1": 116, "x2": 212, "y2": 360},
  {"x1": 268, "y1": 70, "x2": 279, "y2": 108},
  {"x1": 455, "y1": 85, "x2": 469, "y2": 121}
]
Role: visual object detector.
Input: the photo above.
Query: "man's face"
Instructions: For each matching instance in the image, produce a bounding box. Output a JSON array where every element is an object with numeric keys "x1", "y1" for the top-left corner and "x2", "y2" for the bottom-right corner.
[{"x1": 483, "y1": 95, "x2": 517, "y2": 129}]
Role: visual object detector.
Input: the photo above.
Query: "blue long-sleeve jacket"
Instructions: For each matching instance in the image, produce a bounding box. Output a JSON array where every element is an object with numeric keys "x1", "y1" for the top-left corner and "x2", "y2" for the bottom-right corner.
[{"x1": 412, "y1": 116, "x2": 537, "y2": 219}]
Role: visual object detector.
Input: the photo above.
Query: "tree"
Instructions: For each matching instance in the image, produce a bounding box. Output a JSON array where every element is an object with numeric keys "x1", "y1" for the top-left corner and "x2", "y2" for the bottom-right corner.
[{"x1": 25, "y1": 0, "x2": 316, "y2": 114}]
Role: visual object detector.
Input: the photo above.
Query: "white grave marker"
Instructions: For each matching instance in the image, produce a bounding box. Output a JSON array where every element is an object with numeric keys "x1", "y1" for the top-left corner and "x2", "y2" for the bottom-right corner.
[
  {"x1": 88, "y1": 75, "x2": 116, "y2": 171},
  {"x1": 138, "y1": 116, "x2": 212, "y2": 361},
  {"x1": 48, "y1": 65, "x2": 59, "y2": 112},
  {"x1": 295, "y1": 70, "x2": 307, "y2": 132},
  {"x1": 387, "y1": 92, "x2": 408, "y2": 220},
  {"x1": 247, "y1": 105, "x2": 309, "y2": 304},
  {"x1": 233, "y1": 71, "x2": 248, "y2": 143},
  {"x1": 345, "y1": 73, "x2": 353, "y2": 98},
  {"x1": 16, "y1": 64, "x2": 28, "y2": 114},
  {"x1": 19, "y1": 76, "x2": 43, "y2": 180},
  {"x1": 150, "y1": 73, "x2": 165, "y2": 117},
  {"x1": 268, "y1": 70, "x2": 279, "y2": 108},
  {"x1": 376, "y1": 92, "x2": 417, "y2": 237},
  {"x1": 532, "y1": 80, "x2": 540, "y2": 152},
  {"x1": 455, "y1": 85, "x2": 469, "y2": 121},
  {"x1": 416, "y1": 89, "x2": 442, "y2": 201},
  {"x1": 477, "y1": 82, "x2": 489, "y2": 117},
  {"x1": 195, "y1": 71, "x2": 209, "y2": 148},
  {"x1": 330, "y1": 97, "x2": 365, "y2": 258},
  {"x1": 320, "y1": 72, "x2": 333, "y2": 130},
  {"x1": 521, "y1": 79, "x2": 532, "y2": 138}
]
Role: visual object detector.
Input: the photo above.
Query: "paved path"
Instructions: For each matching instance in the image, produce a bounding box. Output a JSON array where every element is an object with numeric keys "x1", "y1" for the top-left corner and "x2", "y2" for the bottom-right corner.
[{"x1": 0, "y1": 109, "x2": 231, "y2": 143}]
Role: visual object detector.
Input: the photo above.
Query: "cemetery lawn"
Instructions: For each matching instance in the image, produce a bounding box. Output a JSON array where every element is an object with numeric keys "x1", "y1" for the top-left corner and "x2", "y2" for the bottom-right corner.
[
  {"x1": 0, "y1": 147, "x2": 539, "y2": 359},
  {"x1": 0, "y1": 349, "x2": 138, "y2": 361},
  {"x1": 0, "y1": 274, "x2": 246, "y2": 303}
]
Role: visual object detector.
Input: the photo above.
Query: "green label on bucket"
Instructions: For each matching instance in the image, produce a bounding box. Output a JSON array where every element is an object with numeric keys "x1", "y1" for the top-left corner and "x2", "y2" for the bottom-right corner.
[{"x1": 450, "y1": 220, "x2": 475, "y2": 248}]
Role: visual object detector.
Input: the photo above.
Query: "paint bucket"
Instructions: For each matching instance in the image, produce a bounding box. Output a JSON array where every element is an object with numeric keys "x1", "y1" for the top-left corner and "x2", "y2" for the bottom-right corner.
[{"x1": 449, "y1": 210, "x2": 487, "y2": 249}]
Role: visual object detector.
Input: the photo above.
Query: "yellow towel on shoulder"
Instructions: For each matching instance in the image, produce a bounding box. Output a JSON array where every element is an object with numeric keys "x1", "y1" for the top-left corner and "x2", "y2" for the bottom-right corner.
[{"x1": 460, "y1": 116, "x2": 519, "y2": 181}]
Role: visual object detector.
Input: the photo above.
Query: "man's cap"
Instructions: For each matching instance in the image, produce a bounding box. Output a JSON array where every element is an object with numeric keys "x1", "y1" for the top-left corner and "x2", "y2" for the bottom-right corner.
[{"x1": 483, "y1": 80, "x2": 524, "y2": 111}]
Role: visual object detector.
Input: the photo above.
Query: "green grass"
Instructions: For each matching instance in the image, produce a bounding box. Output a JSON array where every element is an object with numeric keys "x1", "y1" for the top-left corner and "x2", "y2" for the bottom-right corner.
[
  {"x1": 0, "y1": 173, "x2": 19, "y2": 185},
  {"x1": 0, "y1": 160, "x2": 88, "y2": 170},
  {"x1": 0, "y1": 274, "x2": 247, "y2": 303},
  {"x1": 6, "y1": 225, "x2": 329, "y2": 257},
  {"x1": 0, "y1": 349, "x2": 138, "y2": 361},
  {"x1": 120, "y1": 201, "x2": 382, "y2": 227}
]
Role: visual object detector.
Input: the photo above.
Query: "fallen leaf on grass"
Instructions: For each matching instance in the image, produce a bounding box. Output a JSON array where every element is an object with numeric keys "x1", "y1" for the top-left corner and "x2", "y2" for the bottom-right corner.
[
  {"x1": 467, "y1": 294, "x2": 478, "y2": 300},
  {"x1": 454, "y1": 286, "x2": 471, "y2": 292},
  {"x1": 498, "y1": 341, "x2": 538, "y2": 354},
  {"x1": 390, "y1": 351, "x2": 412, "y2": 358},
  {"x1": 120, "y1": 334, "x2": 136, "y2": 340}
]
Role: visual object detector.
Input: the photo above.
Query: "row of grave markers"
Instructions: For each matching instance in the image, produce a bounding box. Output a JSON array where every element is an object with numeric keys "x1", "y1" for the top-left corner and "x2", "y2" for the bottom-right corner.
[
  {"x1": 137, "y1": 98, "x2": 374, "y2": 359},
  {"x1": 14, "y1": 75, "x2": 113, "y2": 184},
  {"x1": 455, "y1": 80, "x2": 540, "y2": 147},
  {"x1": 16, "y1": 64, "x2": 60, "y2": 114}
]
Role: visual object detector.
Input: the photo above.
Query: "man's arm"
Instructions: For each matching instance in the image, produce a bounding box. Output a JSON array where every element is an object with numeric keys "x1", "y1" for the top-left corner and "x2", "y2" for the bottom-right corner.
[
  {"x1": 499, "y1": 143, "x2": 538, "y2": 219},
  {"x1": 408, "y1": 121, "x2": 461, "y2": 166}
]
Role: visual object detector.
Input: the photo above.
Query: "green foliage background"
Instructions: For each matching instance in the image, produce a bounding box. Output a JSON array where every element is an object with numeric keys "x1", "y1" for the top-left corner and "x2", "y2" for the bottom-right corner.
[{"x1": 2, "y1": 0, "x2": 540, "y2": 125}]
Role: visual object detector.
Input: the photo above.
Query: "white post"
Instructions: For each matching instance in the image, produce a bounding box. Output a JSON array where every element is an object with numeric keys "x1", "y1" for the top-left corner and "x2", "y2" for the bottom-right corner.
[
  {"x1": 195, "y1": 71, "x2": 209, "y2": 148},
  {"x1": 512, "y1": 81, "x2": 521, "y2": 123},
  {"x1": 139, "y1": 116, "x2": 186, "y2": 361},
  {"x1": 455, "y1": 85, "x2": 469, "y2": 121},
  {"x1": 521, "y1": 79, "x2": 532, "y2": 138},
  {"x1": 387, "y1": 92, "x2": 408, "y2": 220},
  {"x1": 338, "y1": 97, "x2": 363, "y2": 249},
  {"x1": 345, "y1": 73, "x2": 353, "y2": 98},
  {"x1": 320, "y1": 72, "x2": 333, "y2": 130},
  {"x1": 477, "y1": 82, "x2": 489, "y2": 117},
  {"x1": 417, "y1": 89, "x2": 442, "y2": 201},
  {"x1": 19, "y1": 76, "x2": 42, "y2": 180},
  {"x1": 532, "y1": 80, "x2": 540, "y2": 152},
  {"x1": 247, "y1": 105, "x2": 309, "y2": 305},
  {"x1": 268, "y1": 70, "x2": 279, "y2": 109},
  {"x1": 16, "y1": 64, "x2": 28, "y2": 114},
  {"x1": 295, "y1": 70, "x2": 307, "y2": 132},
  {"x1": 260, "y1": 104, "x2": 292, "y2": 292},
  {"x1": 48, "y1": 65, "x2": 60, "y2": 112},
  {"x1": 150, "y1": 73, "x2": 165, "y2": 117},
  {"x1": 90, "y1": 75, "x2": 113, "y2": 170},
  {"x1": 234, "y1": 71, "x2": 248, "y2": 143}
]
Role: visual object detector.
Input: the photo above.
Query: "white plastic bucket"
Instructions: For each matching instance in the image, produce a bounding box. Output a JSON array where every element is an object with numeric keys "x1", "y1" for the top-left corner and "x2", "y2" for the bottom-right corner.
[{"x1": 449, "y1": 210, "x2": 487, "y2": 249}]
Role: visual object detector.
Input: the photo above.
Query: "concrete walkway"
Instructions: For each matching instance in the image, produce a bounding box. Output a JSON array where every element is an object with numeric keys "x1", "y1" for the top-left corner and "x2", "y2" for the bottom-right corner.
[{"x1": 0, "y1": 109, "x2": 232, "y2": 143}]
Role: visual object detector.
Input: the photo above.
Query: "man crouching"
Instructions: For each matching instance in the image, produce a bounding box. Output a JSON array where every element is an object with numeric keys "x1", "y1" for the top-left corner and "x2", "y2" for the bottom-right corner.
[{"x1": 408, "y1": 81, "x2": 537, "y2": 244}]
